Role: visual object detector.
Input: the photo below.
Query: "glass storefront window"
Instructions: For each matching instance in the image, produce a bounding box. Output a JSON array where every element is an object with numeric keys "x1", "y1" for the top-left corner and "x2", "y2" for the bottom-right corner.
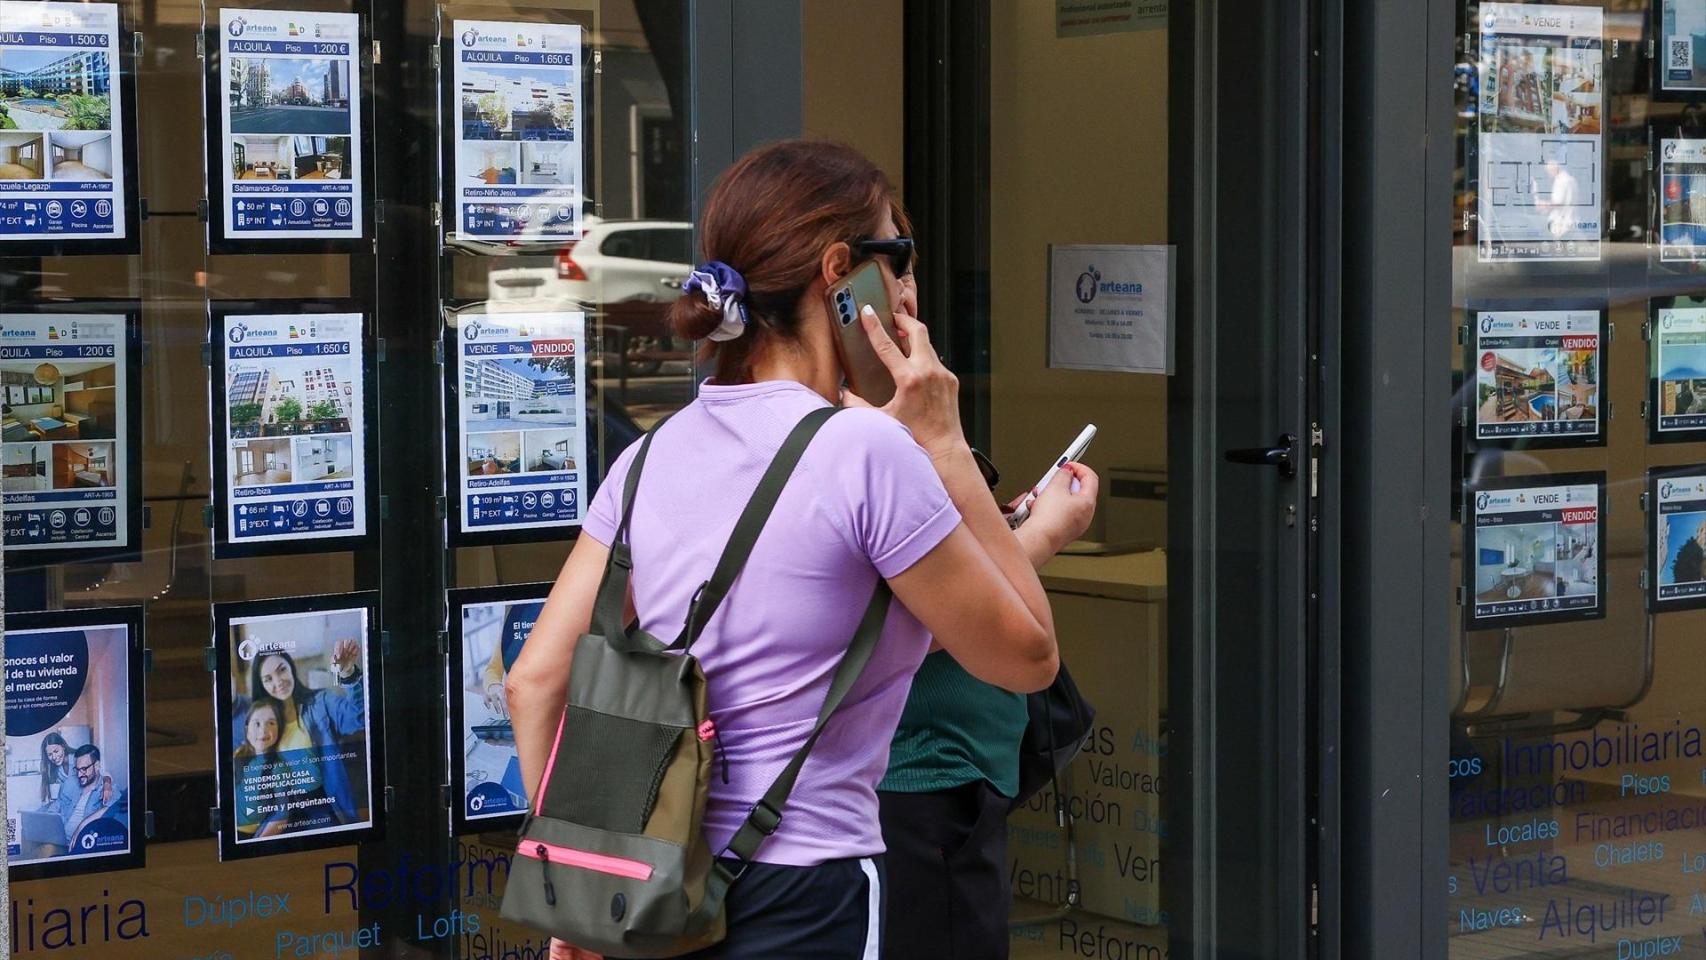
[
  {"x1": 1448, "y1": 1, "x2": 1706, "y2": 955},
  {"x1": 0, "y1": 0, "x2": 691, "y2": 955}
]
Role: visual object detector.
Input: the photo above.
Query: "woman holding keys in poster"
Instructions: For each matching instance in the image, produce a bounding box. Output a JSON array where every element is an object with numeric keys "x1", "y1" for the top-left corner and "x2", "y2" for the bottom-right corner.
[{"x1": 244, "y1": 637, "x2": 366, "y2": 829}]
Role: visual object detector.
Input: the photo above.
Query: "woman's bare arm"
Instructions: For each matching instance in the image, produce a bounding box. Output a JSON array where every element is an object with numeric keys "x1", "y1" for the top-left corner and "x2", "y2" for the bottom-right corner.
[{"x1": 506, "y1": 534, "x2": 614, "y2": 805}]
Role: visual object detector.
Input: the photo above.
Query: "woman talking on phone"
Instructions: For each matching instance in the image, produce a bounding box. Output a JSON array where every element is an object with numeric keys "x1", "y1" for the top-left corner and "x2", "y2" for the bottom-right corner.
[{"x1": 507, "y1": 139, "x2": 1097, "y2": 960}]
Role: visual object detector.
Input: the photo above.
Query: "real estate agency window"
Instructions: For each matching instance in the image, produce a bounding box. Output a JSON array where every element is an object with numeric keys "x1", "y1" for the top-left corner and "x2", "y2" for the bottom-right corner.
[{"x1": 0, "y1": 0, "x2": 695, "y2": 956}]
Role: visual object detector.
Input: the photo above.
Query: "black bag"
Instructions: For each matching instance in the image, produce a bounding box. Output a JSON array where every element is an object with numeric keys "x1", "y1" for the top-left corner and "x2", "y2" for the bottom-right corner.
[{"x1": 1010, "y1": 660, "x2": 1096, "y2": 811}]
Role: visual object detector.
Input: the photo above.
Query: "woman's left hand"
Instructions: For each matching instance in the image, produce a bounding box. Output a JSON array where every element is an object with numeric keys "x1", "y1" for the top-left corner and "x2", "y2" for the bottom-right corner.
[
  {"x1": 550, "y1": 938, "x2": 601, "y2": 960},
  {"x1": 331, "y1": 637, "x2": 361, "y2": 678}
]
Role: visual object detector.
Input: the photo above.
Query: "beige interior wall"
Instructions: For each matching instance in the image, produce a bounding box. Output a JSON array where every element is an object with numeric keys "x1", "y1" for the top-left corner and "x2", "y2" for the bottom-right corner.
[
  {"x1": 990, "y1": 2, "x2": 1167, "y2": 530},
  {"x1": 802, "y1": 0, "x2": 905, "y2": 190}
]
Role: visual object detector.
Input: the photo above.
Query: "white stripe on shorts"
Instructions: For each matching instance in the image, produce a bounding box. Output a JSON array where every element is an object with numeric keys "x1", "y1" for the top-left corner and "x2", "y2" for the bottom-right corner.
[{"x1": 860, "y1": 856, "x2": 881, "y2": 959}]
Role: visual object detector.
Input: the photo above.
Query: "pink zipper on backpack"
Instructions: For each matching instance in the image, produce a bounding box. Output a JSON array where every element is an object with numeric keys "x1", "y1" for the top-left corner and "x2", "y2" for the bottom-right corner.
[{"x1": 521, "y1": 841, "x2": 655, "y2": 881}]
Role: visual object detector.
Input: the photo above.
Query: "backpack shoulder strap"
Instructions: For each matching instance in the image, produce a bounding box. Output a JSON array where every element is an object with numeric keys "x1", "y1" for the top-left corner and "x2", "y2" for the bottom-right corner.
[
  {"x1": 590, "y1": 416, "x2": 669, "y2": 641},
  {"x1": 721, "y1": 580, "x2": 892, "y2": 862},
  {"x1": 685, "y1": 579, "x2": 892, "y2": 928},
  {"x1": 673, "y1": 405, "x2": 841, "y2": 650}
]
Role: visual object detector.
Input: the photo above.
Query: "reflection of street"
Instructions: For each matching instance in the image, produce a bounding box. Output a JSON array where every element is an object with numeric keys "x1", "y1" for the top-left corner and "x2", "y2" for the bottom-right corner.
[{"x1": 592, "y1": 371, "x2": 691, "y2": 429}]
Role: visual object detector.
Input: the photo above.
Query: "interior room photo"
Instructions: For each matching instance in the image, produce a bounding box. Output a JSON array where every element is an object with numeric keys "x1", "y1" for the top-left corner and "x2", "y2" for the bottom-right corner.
[
  {"x1": 231, "y1": 437, "x2": 293, "y2": 486},
  {"x1": 296, "y1": 435, "x2": 354, "y2": 480},
  {"x1": 292, "y1": 136, "x2": 350, "y2": 179},
  {"x1": 524, "y1": 430, "x2": 573, "y2": 471},
  {"x1": 0, "y1": 360, "x2": 118, "y2": 442},
  {"x1": 466, "y1": 432, "x2": 521, "y2": 475},
  {"x1": 52, "y1": 441, "x2": 114, "y2": 489},
  {"x1": 1473, "y1": 522, "x2": 1558, "y2": 603},
  {"x1": 47, "y1": 131, "x2": 114, "y2": 180},
  {"x1": 461, "y1": 142, "x2": 518, "y2": 185},
  {"x1": 231, "y1": 135, "x2": 293, "y2": 180},
  {"x1": 0, "y1": 132, "x2": 44, "y2": 180},
  {"x1": 1, "y1": 442, "x2": 50, "y2": 492}
]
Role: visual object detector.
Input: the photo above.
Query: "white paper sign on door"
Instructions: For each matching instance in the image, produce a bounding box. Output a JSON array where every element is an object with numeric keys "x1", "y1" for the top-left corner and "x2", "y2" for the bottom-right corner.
[{"x1": 1048, "y1": 244, "x2": 1174, "y2": 375}]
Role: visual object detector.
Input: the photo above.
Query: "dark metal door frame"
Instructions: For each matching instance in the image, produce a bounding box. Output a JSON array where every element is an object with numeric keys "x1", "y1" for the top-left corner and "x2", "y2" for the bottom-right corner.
[
  {"x1": 1335, "y1": 0, "x2": 1454, "y2": 955},
  {"x1": 1166, "y1": 0, "x2": 1334, "y2": 955}
]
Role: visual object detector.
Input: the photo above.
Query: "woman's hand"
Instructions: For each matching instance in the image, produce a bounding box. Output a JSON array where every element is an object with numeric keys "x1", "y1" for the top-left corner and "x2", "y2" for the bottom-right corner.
[
  {"x1": 843, "y1": 305, "x2": 965, "y2": 458},
  {"x1": 550, "y1": 938, "x2": 601, "y2": 960},
  {"x1": 1020, "y1": 462, "x2": 1099, "y2": 556},
  {"x1": 332, "y1": 637, "x2": 361, "y2": 679}
]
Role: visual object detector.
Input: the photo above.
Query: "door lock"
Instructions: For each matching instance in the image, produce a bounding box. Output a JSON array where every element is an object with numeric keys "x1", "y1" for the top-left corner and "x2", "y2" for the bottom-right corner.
[{"x1": 1224, "y1": 434, "x2": 1298, "y2": 479}]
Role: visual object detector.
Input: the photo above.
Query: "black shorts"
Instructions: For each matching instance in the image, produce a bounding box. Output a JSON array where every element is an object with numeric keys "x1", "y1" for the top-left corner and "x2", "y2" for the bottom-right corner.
[
  {"x1": 878, "y1": 781, "x2": 1012, "y2": 960},
  {"x1": 664, "y1": 855, "x2": 885, "y2": 960}
]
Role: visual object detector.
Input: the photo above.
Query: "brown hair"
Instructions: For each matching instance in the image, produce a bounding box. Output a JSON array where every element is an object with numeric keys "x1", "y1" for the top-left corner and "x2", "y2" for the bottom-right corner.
[{"x1": 670, "y1": 140, "x2": 897, "y2": 383}]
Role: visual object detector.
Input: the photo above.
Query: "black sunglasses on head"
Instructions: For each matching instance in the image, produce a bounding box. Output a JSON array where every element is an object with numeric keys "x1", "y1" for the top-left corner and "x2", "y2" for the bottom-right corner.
[{"x1": 855, "y1": 237, "x2": 915, "y2": 278}]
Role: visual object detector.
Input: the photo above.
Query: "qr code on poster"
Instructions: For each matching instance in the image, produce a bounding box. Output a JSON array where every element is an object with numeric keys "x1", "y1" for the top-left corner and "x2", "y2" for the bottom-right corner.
[
  {"x1": 1673, "y1": 37, "x2": 1693, "y2": 72},
  {"x1": 6, "y1": 818, "x2": 16, "y2": 847}
]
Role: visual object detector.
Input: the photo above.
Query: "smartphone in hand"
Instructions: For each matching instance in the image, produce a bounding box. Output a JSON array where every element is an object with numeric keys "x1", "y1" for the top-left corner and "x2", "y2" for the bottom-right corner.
[{"x1": 828, "y1": 259, "x2": 904, "y2": 406}]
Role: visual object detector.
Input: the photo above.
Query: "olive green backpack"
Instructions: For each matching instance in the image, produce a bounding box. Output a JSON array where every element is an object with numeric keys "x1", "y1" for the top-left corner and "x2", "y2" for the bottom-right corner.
[{"x1": 501, "y1": 406, "x2": 891, "y2": 957}]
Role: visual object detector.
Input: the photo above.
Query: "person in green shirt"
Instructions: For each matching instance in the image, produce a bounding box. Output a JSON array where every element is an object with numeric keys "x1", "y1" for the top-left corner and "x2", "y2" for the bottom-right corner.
[{"x1": 877, "y1": 424, "x2": 1097, "y2": 958}]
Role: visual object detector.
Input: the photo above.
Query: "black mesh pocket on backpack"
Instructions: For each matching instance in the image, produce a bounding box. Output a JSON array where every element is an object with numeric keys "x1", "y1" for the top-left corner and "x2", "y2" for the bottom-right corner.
[{"x1": 540, "y1": 706, "x2": 685, "y2": 833}]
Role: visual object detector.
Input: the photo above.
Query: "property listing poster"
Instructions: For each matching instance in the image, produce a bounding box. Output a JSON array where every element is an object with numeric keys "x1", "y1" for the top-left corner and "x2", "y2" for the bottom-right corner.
[
  {"x1": 1477, "y1": 3, "x2": 1603, "y2": 262},
  {"x1": 225, "y1": 605, "x2": 372, "y2": 848},
  {"x1": 5, "y1": 619, "x2": 135, "y2": 870},
  {"x1": 220, "y1": 311, "x2": 367, "y2": 547},
  {"x1": 453, "y1": 590, "x2": 547, "y2": 825},
  {"x1": 0, "y1": 1, "x2": 128, "y2": 243},
  {"x1": 1653, "y1": 304, "x2": 1706, "y2": 437},
  {"x1": 1470, "y1": 309, "x2": 1601, "y2": 442},
  {"x1": 455, "y1": 311, "x2": 587, "y2": 535},
  {"x1": 1661, "y1": 138, "x2": 1706, "y2": 262},
  {"x1": 218, "y1": 8, "x2": 363, "y2": 240},
  {"x1": 1467, "y1": 478, "x2": 1602, "y2": 626},
  {"x1": 451, "y1": 19, "x2": 582, "y2": 241},
  {"x1": 0, "y1": 312, "x2": 130, "y2": 552},
  {"x1": 1654, "y1": 469, "x2": 1706, "y2": 606},
  {"x1": 1663, "y1": 0, "x2": 1706, "y2": 94}
]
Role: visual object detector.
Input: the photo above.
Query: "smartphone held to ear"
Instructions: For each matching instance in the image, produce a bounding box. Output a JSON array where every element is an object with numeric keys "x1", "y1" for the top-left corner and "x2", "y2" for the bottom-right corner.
[{"x1": 828, "y1": 259, "x2": 904, "y2": 406}]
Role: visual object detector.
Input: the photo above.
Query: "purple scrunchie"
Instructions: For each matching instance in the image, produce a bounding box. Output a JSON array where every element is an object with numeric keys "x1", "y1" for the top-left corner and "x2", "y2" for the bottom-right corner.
[{"x1": 683, "y1": 261, "x2": 749, "y2": 341}]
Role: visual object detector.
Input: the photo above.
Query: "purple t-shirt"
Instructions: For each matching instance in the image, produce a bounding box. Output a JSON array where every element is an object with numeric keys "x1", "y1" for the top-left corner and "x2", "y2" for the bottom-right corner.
[{"x1": 582, "y1": 379, "x2": 961, "y2": 865}]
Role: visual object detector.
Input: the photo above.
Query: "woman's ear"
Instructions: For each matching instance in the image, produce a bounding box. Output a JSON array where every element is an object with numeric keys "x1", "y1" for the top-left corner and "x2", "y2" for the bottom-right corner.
[{"x1": 820, "y1": 241, "x2": 852, "y2": 287}]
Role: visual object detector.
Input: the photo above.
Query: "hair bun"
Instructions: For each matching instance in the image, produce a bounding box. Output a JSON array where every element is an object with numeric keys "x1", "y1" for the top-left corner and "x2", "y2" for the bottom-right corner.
[{"x1": 670, "y1": 290, "x2": 726, "y2": 341}]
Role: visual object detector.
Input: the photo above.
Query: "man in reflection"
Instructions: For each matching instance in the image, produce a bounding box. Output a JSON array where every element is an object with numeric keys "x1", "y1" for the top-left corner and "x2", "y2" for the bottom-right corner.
[
  {"x1": 43, "y1": 744, "x2": 126, "y2": 854},
  {"x1": 1534, "y1": 154, "x2": 1579, "y2": 241}
]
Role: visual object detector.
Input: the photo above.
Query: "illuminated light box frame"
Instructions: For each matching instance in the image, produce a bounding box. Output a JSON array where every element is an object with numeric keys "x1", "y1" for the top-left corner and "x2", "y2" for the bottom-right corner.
[
  {"x1": 445, "y1": 581, "x2": 552, "y2": 836},
  {"x1": 0, "y1": 301, "x2": 143, "y2": 569},
  {"x1": 6, "y1": 605, "x2": 147, "y2": 882},
  {"x1": 1462, "y1": 470, "x2": 1608, "y2": 631},
  {"x1": 207, "y1": 299, "x2": 379, "y2": 559},
  {"x1": 211, "y1": 591, "x2": 386, "y2": 861}
]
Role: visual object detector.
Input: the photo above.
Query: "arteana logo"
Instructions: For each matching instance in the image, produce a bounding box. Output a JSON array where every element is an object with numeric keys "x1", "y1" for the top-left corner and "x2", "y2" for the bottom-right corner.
[
  {"x1": 1480, "y1": 315, "x2": 1497, "y2": 333},
  {"x1": 228, "y1": 16, "x2": 247, "y2": 36},
  {"x1": 1663, "y1": 481, "x2": 1675, "y2": 499},
  {"x1": 236, "y1": 636, "x2": 295, "y2": 662},
  {"x1": 1476, "y1": 492, "x2": 1493, "y2": 511},
  {"x1": 228, "y1": 322, "x2": 248, "y2": 343},
  {"x1": 464, "y1": 320, "x2": 482, "y2": 340},
  {"x1": 1666, "y1": 140, "x2": 1680, "y2": 161},
  {"x1": 0, "y1": 326, "x2": 32, "y2": 340},
  {"x1": 461, "y1": 27, "x2": 480, "y2": 47},
  {"x1": 1076, "y1": 266, "x2": 1101, "y2": 304}
]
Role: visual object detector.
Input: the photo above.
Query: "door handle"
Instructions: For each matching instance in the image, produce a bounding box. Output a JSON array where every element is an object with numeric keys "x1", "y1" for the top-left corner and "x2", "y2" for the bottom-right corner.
[
  {"x1": 1224, "y1": 433, "x2": 1297, "y2": 479},
  {"x1": 660, "y1": 277, "x2": 684, "y2": 289}
]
